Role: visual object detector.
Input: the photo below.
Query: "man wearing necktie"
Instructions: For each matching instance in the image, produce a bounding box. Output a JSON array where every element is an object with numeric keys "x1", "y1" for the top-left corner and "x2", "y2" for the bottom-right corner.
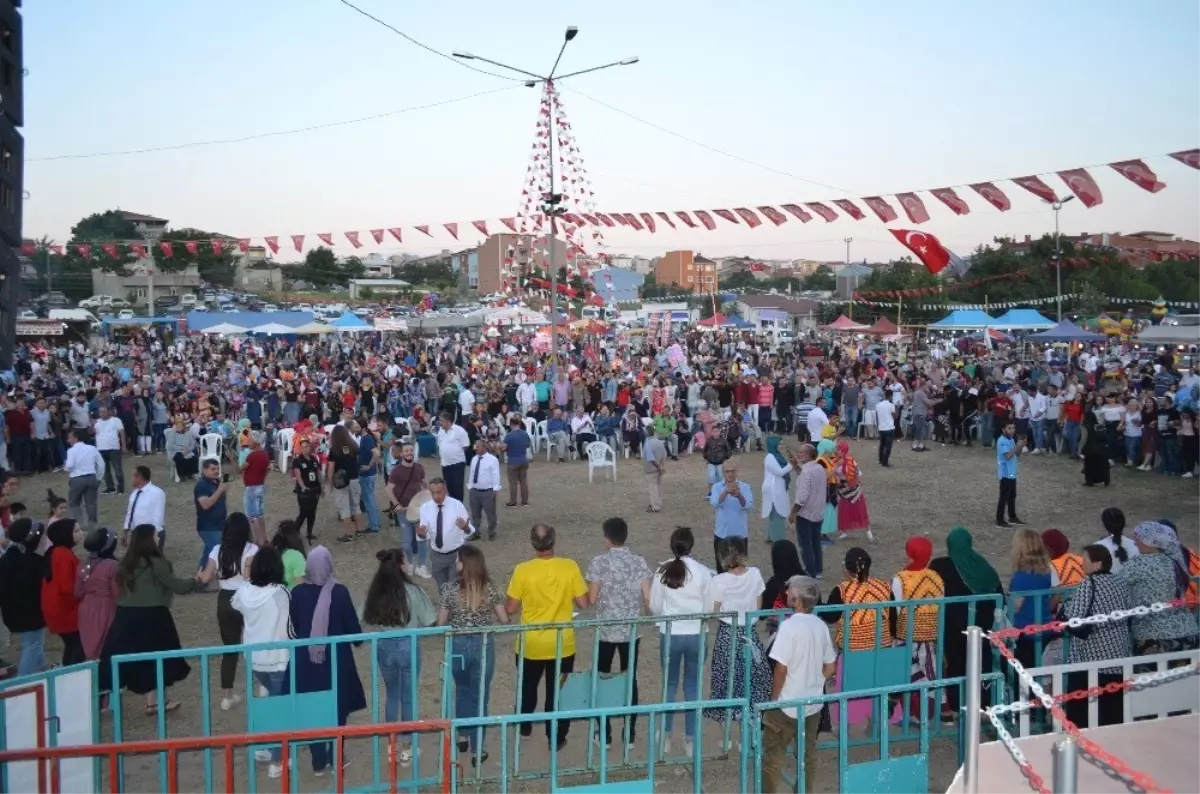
[
  {"x1": 121, "y1": 465, "x2": 167, "y2": 553},
  {"x1": 416, "y1": 477, "x2": 475, "y2": 591},
  {"x1": 466, "y1": 439, "x2": 502, "y2": 541}
]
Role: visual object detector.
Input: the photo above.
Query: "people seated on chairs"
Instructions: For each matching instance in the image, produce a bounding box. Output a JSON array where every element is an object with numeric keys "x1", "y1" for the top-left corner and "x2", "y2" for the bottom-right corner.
[
  {"x1": 594, "y1": 405, "x2": 619, "y2": 453},
  {"x1": 570, "y1": 407, "x2": 596, "y2": 460},
  {"x1": 620, "y1": 407, "x2": 643, "y2": 458},
  {"x1": 653, "y1": 410, "x2": 678, "y2": 461},
  {"x1": 165, "y1": 417, "x2": 200, "y2": 481},
  {"x1": 546, "y1": 409, "x2": 571, "y2": 463}
]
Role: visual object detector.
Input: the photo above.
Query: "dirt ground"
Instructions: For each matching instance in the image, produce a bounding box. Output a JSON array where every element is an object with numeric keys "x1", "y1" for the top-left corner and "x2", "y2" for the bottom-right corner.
[{"x1": 14, "y1": 436, "x2": 1199, "y2": 793}]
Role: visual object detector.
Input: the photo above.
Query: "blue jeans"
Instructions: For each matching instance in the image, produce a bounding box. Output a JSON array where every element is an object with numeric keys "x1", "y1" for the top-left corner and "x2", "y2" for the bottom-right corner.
[
  {"x1": 1125, "y1": 435, "x2": 1141, "y2": 466},
  {"x1": 395, "y1": 514, "x2": 428, "y2": 568},
  {"x1": 254, "y1": 670, "x2": 288, "y2": 761},
  {"x1": 659, "y1": 633, "x2": 701, "y2": 738},
  {"x1": 979, "y1": 413, "x2": 994, "y2": 445},
  {"x1": 843, "y1": 405, "x2": 860, "y2": 438},
  {"x1": 18, "y1": 629, "x2": 46, "y2": 676},
  {"x1": 243, "y1": 484, "x2": 266, "y2": 520},
  {"x1": 1031, "y1": 418, "x2": 1045, "y2": 451},
  {"x1": 151, "y1": 422, "x2": 168, "y2": 452},
  {"x1": 359, "y1": 474, "x2": 380, "y2": 532},
  {"x1": 1063, "y1": 420, "x2": 1081, "y2": 457},
  {"x1": 378, "y1": 637, "x2": 420, "y2": 745},
  {"x1": 1160, "y1": 436, "x2": 1180, "y2": 474},
  {"x1": 795, "y1": 516, "x2": 823, "y2": 577},
  {"x1": 706, "y1": 463, "x2": 724, "y2": 486},
  {"x1": 197, "y1": 530, "x2": 222, "y2": 573},
  {"x1": 452, "y1": 635, "x2": 495, "y2": 750}
]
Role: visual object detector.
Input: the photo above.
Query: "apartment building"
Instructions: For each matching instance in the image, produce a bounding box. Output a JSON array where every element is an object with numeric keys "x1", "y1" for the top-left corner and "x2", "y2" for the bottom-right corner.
[{"x1": 655, "y1": 250, "x2": 718, "y2": 293}]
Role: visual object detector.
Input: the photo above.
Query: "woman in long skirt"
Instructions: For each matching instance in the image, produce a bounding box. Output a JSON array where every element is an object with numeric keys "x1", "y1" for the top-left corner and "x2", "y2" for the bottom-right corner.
[
  {"x1": 1082, "y1": 401, "x2": 1111, "y2": 487},
  {"x1": 760, "y1": 435, "x2": 792, "y2": 544},
  {"x1": 704, "y1": 541, "x2": 772, "y2": 724},
  {"x1": 835, "y1": 440, "x2": 873, "y2": 542}
]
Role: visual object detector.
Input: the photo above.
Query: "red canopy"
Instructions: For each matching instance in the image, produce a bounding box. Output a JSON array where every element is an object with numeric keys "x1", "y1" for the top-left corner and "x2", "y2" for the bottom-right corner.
[
  {"x1": 823, "y1": 314, "x2": 869, "y2": 331},
  {"x1": 867, "y1": 316, "x2": 899, "y2": 335},
  {"x1": 697, "y1": 313, "x2": 726, "y2": 327}
]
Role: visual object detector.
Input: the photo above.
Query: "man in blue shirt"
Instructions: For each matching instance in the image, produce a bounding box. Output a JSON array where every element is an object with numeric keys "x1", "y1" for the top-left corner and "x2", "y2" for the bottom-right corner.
[
  {"x1": 709, "y1": 464, "x2": 754, "y2": 572},
  {"x1": 545, "y1": 409, "x2": 571, "y2": 462},
  {"x1": 995, "y1": 421, "x2": 1026, "y2": 528},
  {"x1": 193, "y1": 459, "x2": 230, "y2": 580},
  {"x1": 501, "y1": 416, "x2": 533, "y2": 506}
]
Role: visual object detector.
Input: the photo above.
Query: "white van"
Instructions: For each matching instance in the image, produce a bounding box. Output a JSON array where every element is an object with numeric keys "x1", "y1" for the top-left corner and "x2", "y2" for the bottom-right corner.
[{"x1": 180, "y1": 294, "x2": 198, "y2": 309}]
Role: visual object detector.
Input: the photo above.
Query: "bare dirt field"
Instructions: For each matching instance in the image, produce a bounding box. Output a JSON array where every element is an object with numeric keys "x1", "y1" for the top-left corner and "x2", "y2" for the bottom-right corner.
[{"x1": 16, "y1": 436, "x2": 1199, "y2": 793}]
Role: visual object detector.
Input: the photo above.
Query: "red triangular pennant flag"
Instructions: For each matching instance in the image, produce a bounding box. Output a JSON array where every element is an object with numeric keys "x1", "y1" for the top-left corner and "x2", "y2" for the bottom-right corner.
[
  {"x1": 612, "y1": 214, "x2": 628, "y2": 227},
  {"x1": 292, "y1": 235, "x2": 305, "y2": 252},
  {"x1": 895, "y1": 193, "x2": 930, "y2": 223},
  {"x1": 184, "y1": 241, "x2": 199, "y2": 256},
  {"x1": 675, "y1": 211, "x2": 697, "y2": 228},
  {"x1": 712, "y1": 209, "x2": 739, "y2": 225},
  {"x1": 779, "y1": 204, "x2": 812, "y2": 223},
  {"x1": 1169, "y1": 149, "x2": 1200, "y2": 169},
  {"x1": 692, "y1": 211, "x2": 717, "y2": 230},
  {"x1": 499, "y1": 217, "x2": 518, "y2": 233},
  {"x1": 443, "y1": 223, "x2": 458, "y2": 240},
  {"x1": 158, "y1": 241, "x2": 174, "y2": 257},
  {"x1": 756, "y1": 206, "x2": 788, "y2": 226},
  {"x1": 237, "y1": 238, "x2": 251, "y2": 253},
  {"x1": 1109, "y1": 159, "x2": 1165, "y2": 193},
  {"x1": 19, "y1": 241, "x2": 35, "y2": 256},
  {"x1": 345, "y1": 231, "x2": 362, "y2": 248},
  {"x1": 416, "y1": 226, "x2": 432, "y2": 237},
  {"x1": 1011, "y1": 175, "x2": 1059, "y2": 203},
  {"x1": 471, "y1": 221, "x2": 489, "y2": 237},
  {"x1": 831, "y1": 200, "x2": 864, "y2": 221},
  {"x1": 639, "y1": 212, "x2": 657, "y2": 232},
  {"x1": 733, "y1": 208, "x2": 763, "y2": 228},
  {"x1": 388, "y1": 228, "x2": 403, "y2": 243},
  {"x1": 264, "y1": 237, "x2": 279, "y2": 254},
  {"x1": 930, "y1": 188, "x2": 970, "y2": 216},
  {"x1": 210, "y1": 239, "x2": 224, "y2": 256},
  {"x1": 317, "y1": 233, "x2": 333, "y2": 246},
  {"x1": 1056, "y1": 168, "x2": 1104, "y2": 208},
  {"x1": 370, "y1": 229, "x2": 385, "y2": 244},
  {"x1": 100, "y1": 243, "x2": 118, "y2": 258},
  {"x1": 969, "y1": 182, "x2": 1011, "y2": 211},
  {"x1": 594, "y1": 213, "x2": 616, "y2": 227},
  {"x1": 805, "y1": 203, "x2": 838, "y2": 222},
  {"x1": 76, "y1": 244, "x2": 93, "y2": 257},
  {"x1": 656, "y1": 211, "x2": 676, "y2": 230},
  {"x1": 622, "y1": 213, "x2": 644, "y2": 231},
  {"x1": 862, "y1": 196, "x2": 898, "y2": 222},
  {"x1": 129, "y1": 243, "x2": 147, "y2": 258}
]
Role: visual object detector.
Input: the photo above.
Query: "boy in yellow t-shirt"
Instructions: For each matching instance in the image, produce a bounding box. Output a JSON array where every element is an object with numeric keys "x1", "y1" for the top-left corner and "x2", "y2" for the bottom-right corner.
[{"x1": 505, "y1": 523, "x2": 589, "y2": 748}]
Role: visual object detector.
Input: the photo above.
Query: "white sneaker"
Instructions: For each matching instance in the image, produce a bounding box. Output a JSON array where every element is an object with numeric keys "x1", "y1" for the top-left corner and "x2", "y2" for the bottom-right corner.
[
  {"x1": 254, "y1": 749, "x2": 272, "y2": 763},
  {"x1": 220, "y1": 694, "x2": 242, "y2": 711},
  {"x1": 267, "y1": 763, "x2": 282, "y2": 779},
  {"x1": 399, "y1": 746, "x2": 416, "y2": 767},
  {"x1": 414, "y1": 566, "x2": 432, "y2": 580},
  {"x1": 256, "y1": 685, "x2": 269, "y2": 698},
  {"x1": 1183, "y1": 472, "x2": 1194, "y2": 478},
  {"x1": 1031, "y1": 449, "x2": 1041, "y2": 455},
  {"x1": 682, "y1": 736, "x2": 694, "y2": 757}
]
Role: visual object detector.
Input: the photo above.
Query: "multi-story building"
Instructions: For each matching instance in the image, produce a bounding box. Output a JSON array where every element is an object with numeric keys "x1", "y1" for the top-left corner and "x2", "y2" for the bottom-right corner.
[
  {"x1": 359, "y1": 253, "x2": 395, "y2": 279},
  {"x1": 1000, "y1": 231, "x2": 1199, "y2": 268},
  {"x1": 475, "y1": 233, "x2": 567, "y2": 295},
  {"x1": 655, "y1": 250, "x2": 718, "y2": 294}
]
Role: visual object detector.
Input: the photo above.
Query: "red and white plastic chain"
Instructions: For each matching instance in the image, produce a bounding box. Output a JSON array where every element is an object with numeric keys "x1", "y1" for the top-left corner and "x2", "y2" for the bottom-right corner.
[
  {"x1": 981, "y1": 707, "x2": 1052, "y2": 794},
  {"x1": 987, "y1": 636, "x2": 1174, "y2": 793},
  {"x1": 984, "y1": 664, "x2": 1198, "y2": 717},
  {"x1": 988, "y1": 598, "x2": 1191, "y2": 642}
]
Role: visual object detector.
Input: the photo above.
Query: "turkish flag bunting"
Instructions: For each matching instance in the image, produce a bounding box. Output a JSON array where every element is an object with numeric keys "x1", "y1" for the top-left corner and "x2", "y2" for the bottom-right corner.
[
  {"x1": 184, "y1": 241, "x2": 199, "y2": 255},
  {"x1": 499, "y1": 217, "x2": 518, "y2": 233},
  {"x1": 237, "y1": 239, "x2": 251, "y2": 253},
  {"x1": 862, "y1": 196, "x2": 898, "y2": 223},
  {"x1": 969, "y1": 182, "x2": 1011, "y2": 211},
  {"x1": 1056, "y1": 168, "x2": 1103, "y2": 208},
  {"x1": 930, "y1": 188, "x2": 970, "y2": 215},
  {"x1": 210, "y1": 240, "x2": 224, "y2": 256},
  {"x1": 889, "y1": 229, "x2": 966, "y2": 277},
  {"x1": 1169, "y1": 149, "x2": 1200, "y2": 169},
  {"x1": 1011, "y1": 175, "x2": 1059, "y2": 203},
  {"x1": 674, "y1": 211, "x2": 697, "y2": 228},
  {"x1": 656, "y1": 211, "x2": 676, "y2": 229},
  {"x1": 471, "y1": 221, "x2": 489, "y2": 237},
  {"x1": 779, "y1": 204, "x2": 812, "y2": 223},
  {"x1": 623, "y1": 214, "x2": 644, "y2": 231},
  {"x1": 265, "y1": 237, "x2": 279, "y2": 254},
  {"x1": 443, "y1": 224, "x2": 458, "y2": 240},
  {"x1": 639, "y1": 212, "x2": 656, "y2": 233},
  {"x1": 19, "y1": 241, "x2": 34, "y2": 256},
  {"x1": 317, "y1": 233, "x2": 333, "y2": 246},
  {"x1": 895, "y1": 193, "x2": 930, "y2": 224},
  {"x1": 582, "y1": 214, "x2": 599, "y2": 226},
  {"x1": 594, "y1": 213, "x2": 616, "y2": 227},
  {"x1": 832, "y1": 200, "x2": 865, "y2": 221},
  {"x1": 757, "y1": 206, "x2": 788, "y2": 226},
  {"x1": 370, "y1": 229, "x2": 385, "y2": 244},
  {"x1": 388, "y1": 228, "x2": 403, "y2": 243},
  {"x1": 804, "y1": 202, "x2": 838, "y2": 222},
  {"x1": 292, "y1": 235, "x2": 305, "y2": 252},
  {"x1": 160, "y1": 241, "x2": 177, "y2": 257},
  {"x1": 713, "y1": 209, "x2": 739, "y2": 225},
  {"x1": 1109, "y1": 159, "x2": 1165, "y2": 193},
  {"x1": 76, "y1": 244, "x2": 93, "y2": 257},
  {"x1": 345, "y1": 231, "x2": 362, "y2": 248},
  {"x1": 101, "y1": 243, "x2": 118, "y2": 258},
  {"x1": 750, "y1": 262, "x2": 766, "y2": 272},
  {"x1": 692, "y1": 211, "x2": 717, "y2": 230},
  {"x1": 733, "y1": 207, "x2": 762, "y2": 227},
  {"x1": 416, "y1": 226, "x2": 432, "y2": 237},
  {"x1": 612, "y1": 214, "x2": 628, "y2": 226},
  {"x1": 561, "y1": 213, "x2": 581, "y2": 225}
]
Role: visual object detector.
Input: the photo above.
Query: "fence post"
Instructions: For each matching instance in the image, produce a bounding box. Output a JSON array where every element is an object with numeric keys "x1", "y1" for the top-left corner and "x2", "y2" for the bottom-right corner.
[
  {"x1": 1052, "y1": 736, "x2": 1078, "y2": 794},
  {"x1": 963, "y1": 625, "x2": 983, "y2": 794}
]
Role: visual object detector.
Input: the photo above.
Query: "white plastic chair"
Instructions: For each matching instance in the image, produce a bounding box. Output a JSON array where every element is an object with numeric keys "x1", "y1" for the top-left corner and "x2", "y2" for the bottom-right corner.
[
  {"x1": 536, "y1": 420, "x2": 553, "y2": 460},
  {"x1": 276, "y1": 428, "x2": 295, "y2": 473},
  {"x1": 523, "y1": 417, "x2": 539, "y2": 453},
  {"x1": 859, "y1": 409, "x2": 878, "y2": 439},
  {"x1": 199, "y1": 433, "x2": 224, "y2": 476},
  {"x1": 586, "y1": 441, "x2": 617, "y2": 483}
]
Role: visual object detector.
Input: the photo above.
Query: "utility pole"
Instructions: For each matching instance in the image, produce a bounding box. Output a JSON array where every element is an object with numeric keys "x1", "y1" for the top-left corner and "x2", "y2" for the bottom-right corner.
[
  {"x1": 1046, "y1": 196, "x2": 1075, "y2": 322},
  {"x1": 844, "y1": 237, "x2": 853, "y2": 265},
  {"x1": 844, "y1": 237, "x2": 854, "y2": 320}
]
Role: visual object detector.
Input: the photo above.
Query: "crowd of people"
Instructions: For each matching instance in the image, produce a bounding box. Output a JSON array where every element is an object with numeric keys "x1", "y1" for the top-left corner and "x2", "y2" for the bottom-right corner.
[{"x1": 0, "y1": 323, "x2": 1196, "y2": 788}]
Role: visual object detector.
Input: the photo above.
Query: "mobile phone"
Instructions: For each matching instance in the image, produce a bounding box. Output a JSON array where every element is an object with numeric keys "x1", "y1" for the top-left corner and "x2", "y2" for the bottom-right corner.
[{"x1": 222, "y1": 473, "x2": 231, "y2": 483}]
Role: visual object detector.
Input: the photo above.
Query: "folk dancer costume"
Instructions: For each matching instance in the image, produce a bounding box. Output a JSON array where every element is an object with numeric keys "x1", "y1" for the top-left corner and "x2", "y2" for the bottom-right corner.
[
  {"x1": 835, "y1": 439, "x2": 871, "y2": 539},
  {"x1": 891, "y1": 537, "x2": 945, "y2": 723},
  {"x1": 816, "y1": 438, "x2": 840, "y2": 539}
]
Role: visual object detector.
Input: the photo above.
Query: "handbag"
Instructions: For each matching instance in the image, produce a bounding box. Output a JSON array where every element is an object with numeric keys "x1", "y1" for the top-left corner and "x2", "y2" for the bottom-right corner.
[{"x1": 332, "y1": 467, "x2": 349, "y2": 490}]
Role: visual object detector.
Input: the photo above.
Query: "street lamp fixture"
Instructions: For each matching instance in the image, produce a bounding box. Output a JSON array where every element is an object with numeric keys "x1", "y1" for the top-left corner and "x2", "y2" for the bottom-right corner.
[
  {"x1": 451, "y1": 51, "x2": 474, "y2": 60},
  {"x1": 565, "y1": 26, "x2": 579, "y2": 41}
]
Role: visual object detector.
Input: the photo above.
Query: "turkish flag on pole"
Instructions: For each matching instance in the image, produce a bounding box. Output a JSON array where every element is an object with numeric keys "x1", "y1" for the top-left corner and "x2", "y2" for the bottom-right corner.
[
  {"x1": 1109, "y1": 159, "x2": 1165, "y2": 193},
  {"x1": 292, "y1": 235, "x2": 305, "y2": 252},
  {"x1": 969, "y1": 182, "x2": 1011, "y2": 211},
  {"x1": 265, "y1": 237, "x2": 279, "y2": 254},
  {"x1": 831, "y1": 200, "x2": 865, "y2": 220},
  {"x1": 415, "y1": 226, "x2": 432, "y2": 237},
  {"x1": 346, "y1": 231, "x2": 363, "y2": 248},
  {"x1": 1169, "y1": 149, "x2": 1200, "y2": 169},
  {"x1": 895, "y1": 193, "x2": 931, "y2": 223},
  {"x1": 499, "y1": 217, "x2": 518, "y2": 232},
  {"x1": 862, "y1": 196, "x2": 898, "y2": 222},
  {"x1": 158, "y1": 242, "x2": 174, "y2": 257},
  {"x1": 639, "y1": 212, "x2": 656, "y2": 232},
  {"x1": 674, "y1": 211, "x2": 697, "y2": 228},
  {"x1": 712, "y1": 209, "x2": 739, "y2": 225},
  {"x1": 930, "y1": 187, "x2": 970, "y2": 215},
  {"x1": 779, "y1": 204, "x2": 813, "y2": 223},
  {"x1": 805, "y1": 202, "x2": 838, "y2": 222},
  {"x1": 733, "y1": 207, "x2": 763, "y2": 227},
  {"x1": 889, "y1": 228, "x2": 968, "y2": 277},
  {"x1": 656, "y1": 211, "x2": 676, "y2": 229},
  {"x1": 130, "y1": 243, "x2": 147, "y2": 258},
  {"x1": 1012, "y1": 175, "x2": 1059, "y2": 202},
  {"x1": 692, "y1": 210, "x2": 717, "y2": 230},
  {"x1": 317, "y1": 233, "x2": 333, "y2": 246},
  {"x1": 388, "y1": 228, "x2": 403, "y2": 243},
  {"x1": 756, "y1": 206, "x2": 788, "y2": 226},
  {"x1": 101, "y1": 243, "x2": 118, "y2": 258},
  {"x1": 370, "y1": 229, "x2": 385, "y2": 243},
  {"x1": 472, "y1": 221, "x2": 489, "y2": 237},
  {"x1": 237, "y1": 238, "x2": 251, "y2": 253},
  {"x1": 443, "y1": 223, "x2": 458, "y2": 240},
  {"x1": 1056, "y1": 168, "x2": 1103, "y2": 208},
  {"x1": 210, "y1": 239, "x2": 224, "y2": 256},
  {"x1": 184, "y1": 241, "x2": 199, "y2": 256}
]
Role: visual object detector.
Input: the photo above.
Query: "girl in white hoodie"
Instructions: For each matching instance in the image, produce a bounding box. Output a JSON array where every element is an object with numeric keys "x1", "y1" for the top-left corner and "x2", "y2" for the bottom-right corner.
[{"x1": 232, "y1": 546, "x2": 292, "y2": 779}]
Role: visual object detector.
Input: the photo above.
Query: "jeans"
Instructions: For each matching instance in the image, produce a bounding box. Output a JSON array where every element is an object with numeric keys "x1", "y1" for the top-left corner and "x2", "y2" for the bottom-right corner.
[
  {"x1": 17, "y1": 629, "x2": 46, "y2": 677},
  {"x1": 35, "y1": 438, "x2": 56, "y2": 472},
  {"x1": 152, "y1": 423, "x2": 168, "y2": 452},
  {"x1": 706, "y1": 463, "x2": 724, "y2": 485},
  {"x1": 843, "y1": 405, "x2": 860, "y2": 438},
  {"x1": 1063, "y1": 420, "x2": 1081, "y2": 457},
  {"x1": 1124, "y1": 435, "x2": 1141, "y2": 466},
  {"x1": 254, "y1": 670, "x2": 288, "y2": 761},
  {"x1": 359, "y1": 474, "x2": 380, "y2": 532},
  {"x1": 878, "y1": 429, "x2": 894, "y2": 466},
  {"x1": 452, "y1": 635, "x2": 495, "y2": 750},
  {"x1": 659, "y1": 633, "x2": 700, "y2": 738},
  {"x1": 197, "y1": 529, "x2": 222, "y2": 573},
  {"x1": 979, "y1": 413, "x2": 994, "y2": 446},
  {"x1": 597, "y1": 639, "x2": 640, "y2": 742},
  {"x1": 1031, "y1": 418, "x2": 1045, "y2": 451},
  {"x1": 9, "y1": 435, "x2": 31, "y2": 473},
  {"x1": 795, "y1": 516, "x2": 823, "y2": 576},
  {"x1": 378, "y1": 637, "x2": 420, "y2": 736},
  {"x1": 1042, "y1": 418, "x2": 1059, "y2": 453},
  {"x1": 758, "y1": 406, "x2": 774, "y2": 433},
  {"x1": 1160, "y1": 436, "x2": 1180, "y2": 475},
  {"x1": 395, "y1": 514, "x2": 428, "y2": 568}
]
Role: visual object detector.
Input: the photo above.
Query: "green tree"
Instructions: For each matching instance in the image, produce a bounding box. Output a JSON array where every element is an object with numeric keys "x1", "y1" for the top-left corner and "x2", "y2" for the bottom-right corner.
[
  {"x1": 156, "y1": 228, "x2": 238, "y2": 285},
  {"x1": 69, "y1": 210, "x2": 139, "y2": 243},
  {"x1": 342, "y1": 256, "x2": 366, "y2": 282},
  {"x1": 302, "y1": 247, "x2": 342, "y2": 289},
  {"x1": 802, "y1": 265, "x2": 836, "y2": 291}
]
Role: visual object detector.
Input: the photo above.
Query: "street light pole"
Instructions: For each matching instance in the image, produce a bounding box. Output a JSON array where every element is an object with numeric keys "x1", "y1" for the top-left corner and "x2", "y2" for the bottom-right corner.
[
  {"x1": 453, "y1": 30, "x2": 637, "y2": 366},
  {"x1": 1047, "y1": 195, "x2": 1075, "y2": 321}
]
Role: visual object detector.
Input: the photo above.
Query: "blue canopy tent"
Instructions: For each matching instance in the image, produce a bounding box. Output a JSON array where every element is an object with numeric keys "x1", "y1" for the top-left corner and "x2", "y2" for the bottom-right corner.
[
  {"x1": 186, "y1": 311, "x2": 314, "y2": 332},
  {"x1": 723, "y1": 316, "x2": 754, "y2": 329},
  {"x1": 1028, "y1": 319, "x2": 1107, "y2": 342},
  {"x1": 330, "y1": 313, "x2": 373, "y2": 332},
  {"x1": 990, "y1": 308, "x2": 1055, "y2": 330},
  {"x1": 928, "y1": 310, "x2": 995, "y2": 330}
]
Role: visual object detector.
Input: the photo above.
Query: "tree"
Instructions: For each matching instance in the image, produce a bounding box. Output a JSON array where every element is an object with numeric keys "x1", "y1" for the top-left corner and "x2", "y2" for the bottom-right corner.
[
  {"x1": 342, "y1": 256, "x2": 366, "y2": 282},
  {"x1": 69, "y1": 210, "x2": 139, "y2": 243},
  {"x1": 301, "y1": 247, "x2": 342, "y2": 289},
  {"x1": 802, "y1": 265, "x2": 836, "y2": 291},
  {"x1": 157, "y1": 228, "x2": 238, "y2": 285}
]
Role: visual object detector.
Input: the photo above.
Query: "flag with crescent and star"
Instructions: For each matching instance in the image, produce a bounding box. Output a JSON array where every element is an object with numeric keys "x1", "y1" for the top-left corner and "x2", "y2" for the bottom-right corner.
[{"x1": 888, "y1": 228, "x2": 971, "y2": 278}]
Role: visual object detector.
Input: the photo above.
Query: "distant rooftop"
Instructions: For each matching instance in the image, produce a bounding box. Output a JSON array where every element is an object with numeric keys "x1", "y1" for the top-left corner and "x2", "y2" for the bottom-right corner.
[{"x1": 116, "y1": 210, "x2": 168, "y2": 223}]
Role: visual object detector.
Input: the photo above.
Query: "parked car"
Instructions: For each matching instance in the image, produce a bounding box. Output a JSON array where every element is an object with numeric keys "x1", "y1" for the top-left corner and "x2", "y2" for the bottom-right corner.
[
  {"x1": 263, "y1": 304, "x2": 280, "y2": 313},
  {"x1": 17, "y1": 309, "x2": 38, "y2": 320},
  {"x1": 117, "y1": 309, "x2": 135, "y2": 320},
  {"x1": 180, "y1": 294, "x2": 197, "y2": 309},
  {"x1": 37, "y1": 291, "x2": 69, "y2": 307}
]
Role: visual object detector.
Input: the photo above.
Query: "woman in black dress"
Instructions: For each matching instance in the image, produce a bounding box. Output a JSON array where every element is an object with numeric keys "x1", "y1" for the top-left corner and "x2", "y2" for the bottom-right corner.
[{"x1": 1082, "y1": 394, "x2": 1111, "y2": 487}]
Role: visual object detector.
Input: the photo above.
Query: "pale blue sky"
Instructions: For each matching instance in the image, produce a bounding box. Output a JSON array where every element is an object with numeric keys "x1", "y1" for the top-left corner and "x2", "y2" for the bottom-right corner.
[{"x1": 23, "y1": 0, "x2": 1200, "y2": 262}]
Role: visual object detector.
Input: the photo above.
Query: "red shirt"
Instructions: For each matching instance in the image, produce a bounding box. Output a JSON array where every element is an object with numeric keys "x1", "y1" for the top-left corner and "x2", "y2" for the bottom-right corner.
[
  {"x1": 990, "y1": 396, "x2": 1013, "y2": 420},
  {"x1": 1063, "y1": 402, "x2": 1084, "y2": 422},
  {"x1": 5, "y1": 408, "x2": 32, "y2": 437},
  {"x1": 41, "y1": 547, "x2": 80, "y2": 635},
  {"x1": 746, "y1": 383, "x2": 761, "y2": 405},
  {"x1": 242, "y1": 449, "x2": 271, "y2": 486}
]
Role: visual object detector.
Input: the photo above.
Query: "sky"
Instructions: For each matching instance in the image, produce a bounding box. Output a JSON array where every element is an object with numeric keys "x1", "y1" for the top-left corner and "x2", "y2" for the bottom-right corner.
[{"x1": 21, "y1": 0, "x2": 1200, "y2": 263}]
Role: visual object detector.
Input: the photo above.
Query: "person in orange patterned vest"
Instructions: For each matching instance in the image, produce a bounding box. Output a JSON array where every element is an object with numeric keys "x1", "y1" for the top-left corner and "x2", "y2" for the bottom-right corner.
[
  {"x1": 1042, "y1": 528, "x2": 1085, "y2": 587},
  {"x1": 890, "y1": 537, "x2": 945, "y2": 725}
]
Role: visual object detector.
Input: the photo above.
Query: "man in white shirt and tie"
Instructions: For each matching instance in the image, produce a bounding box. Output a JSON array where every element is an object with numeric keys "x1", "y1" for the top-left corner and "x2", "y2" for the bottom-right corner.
[
  {"x1": 435, "y1": 412, "x2": 470, "y2": 503},
  {"x1": 417, "y1": 477, "x2": 475, "y2": 590},
  {"x1": 122, "y1": 465, "x2": 167, "y2": 553},
  {"x1": 64, "y1": 428, "x2": 105, "y2": 530},
  {"x1": 466, "y1": 438, "x2": 502, "y2": 541}
]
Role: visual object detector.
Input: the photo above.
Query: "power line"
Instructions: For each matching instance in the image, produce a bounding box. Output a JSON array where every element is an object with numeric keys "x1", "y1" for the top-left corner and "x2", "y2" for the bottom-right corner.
[
  {"x1": 335, "y1": 0, "x2": 524, "y2": 82},
  {"x1": 28, "y1": 87, "x2": 517, "y2": 162}
]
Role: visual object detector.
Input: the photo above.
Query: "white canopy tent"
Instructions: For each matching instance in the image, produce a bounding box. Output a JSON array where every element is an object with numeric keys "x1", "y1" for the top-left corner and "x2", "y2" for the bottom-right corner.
[{"x1": 485, "y1": 306, "x2": 548, "y2": 326}]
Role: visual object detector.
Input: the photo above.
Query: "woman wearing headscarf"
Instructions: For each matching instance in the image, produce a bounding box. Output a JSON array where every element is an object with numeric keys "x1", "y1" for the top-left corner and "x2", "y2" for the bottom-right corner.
[
  {"x1": 41, "y1": 518, "x2": 84, "y2": 666},
  {"x1": 75, "y1": 527, "x2": 119, "y2": 660},
  {"x1": 890, "y1": 537, "x2": 944, "y2": 724},
  {"x1": 0, "y1": 519, "x2": 48, "y2": 675},
  {"x1": 816, "y1": 438, "x2": 840, "y2": 542},
  {"x1": 289, "y1": 546, "x2": 367, "y2": 775},
  {"x1": 1081, "y1": 393, "x2": 1111, "y2": 486},
  {"x1": 929, "y1": 527, "x2": 1004, "y2": 723},
  {"x1": 835, "y1": 439, "x2": 873, "y2": 542},
  {"x1": 1158, "y1": 519, "x2": 1198, "y2": 604},
  {"x1": 760, "y1": 435, "x2": 793, "y2": 545},
  {"x1": 1060, "y1": 545, "x2": 1131, "y2": 728},
  {"x1": 1042, "y1": 529, "x2": 1084, "y2": 587},
  {"x1": 1119, "y1": 521, "x2": 1200, "y2": 655},
  {"x1": 761, "y1": 539, "x2": 808, "y2": 651}
]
